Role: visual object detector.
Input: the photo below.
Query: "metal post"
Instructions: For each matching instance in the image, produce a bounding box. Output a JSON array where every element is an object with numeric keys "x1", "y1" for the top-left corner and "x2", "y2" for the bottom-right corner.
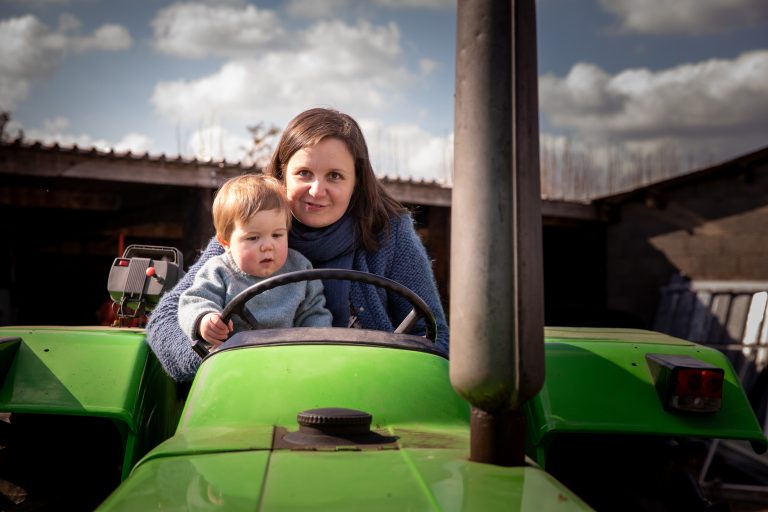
[{"x1": 451, "y1": 0, "x2": 544, "y2": 465}]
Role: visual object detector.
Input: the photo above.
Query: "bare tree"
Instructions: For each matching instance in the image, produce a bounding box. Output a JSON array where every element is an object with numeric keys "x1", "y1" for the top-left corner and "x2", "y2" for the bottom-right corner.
[
  {"x1": 0, "y1": 112, "x2": 9, "y2": 142},
  {"x1": 243, "y1": 123, "x2": 280, "y2": 167},
  {"x1": 538, "y1": 135, "x2": 710, "y2": 201}
]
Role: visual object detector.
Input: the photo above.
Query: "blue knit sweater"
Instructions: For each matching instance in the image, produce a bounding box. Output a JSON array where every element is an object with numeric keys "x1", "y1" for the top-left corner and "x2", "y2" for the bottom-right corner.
[
  {"x1": 146, "y1": 213, "x2": 449, "y2": 381},
  {"x1": 178, "y1": 249, "x2": 332, "y2": 340}
]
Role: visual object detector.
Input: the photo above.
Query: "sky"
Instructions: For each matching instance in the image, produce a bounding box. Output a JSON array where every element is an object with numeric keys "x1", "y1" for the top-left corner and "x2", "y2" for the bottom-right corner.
[{"x1": 1, "y1": 0, "x2": 767, "y2": 194}]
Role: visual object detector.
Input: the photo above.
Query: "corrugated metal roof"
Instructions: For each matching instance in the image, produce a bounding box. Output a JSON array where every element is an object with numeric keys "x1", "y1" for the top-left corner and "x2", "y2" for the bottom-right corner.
[
  {"x1": 2, "y1": 138, "x2": 452, "y2": 186},
  {"x1": 2, "y1": 137, "x2": 258, "y2": 170}
]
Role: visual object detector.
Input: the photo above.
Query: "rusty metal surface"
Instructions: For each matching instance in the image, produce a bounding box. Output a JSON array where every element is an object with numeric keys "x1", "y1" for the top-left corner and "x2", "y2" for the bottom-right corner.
[{"x1": 272, "y1": 427, "x2": 399, "y2": 451}]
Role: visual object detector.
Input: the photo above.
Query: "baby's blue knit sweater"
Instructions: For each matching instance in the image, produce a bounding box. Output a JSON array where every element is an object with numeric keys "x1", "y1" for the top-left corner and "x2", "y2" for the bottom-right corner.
[
  {"x1": 146, "y1": 213, "x2": 449, "y2": 381},
  {"x1": 178, "y1": 249, "x2": 332, "y2": 341}
]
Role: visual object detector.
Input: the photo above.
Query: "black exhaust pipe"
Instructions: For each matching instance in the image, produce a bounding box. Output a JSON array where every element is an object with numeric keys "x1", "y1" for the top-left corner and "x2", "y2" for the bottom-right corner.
[{"x1": 451, "y1": 0, "x2": 544, "y2": 466}]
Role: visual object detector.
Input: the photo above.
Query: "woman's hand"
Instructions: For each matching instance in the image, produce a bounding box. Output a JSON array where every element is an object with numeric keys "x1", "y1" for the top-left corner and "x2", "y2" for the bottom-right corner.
[{"x1": 199, "y1": 312, "x2": 233, "y2": 345}]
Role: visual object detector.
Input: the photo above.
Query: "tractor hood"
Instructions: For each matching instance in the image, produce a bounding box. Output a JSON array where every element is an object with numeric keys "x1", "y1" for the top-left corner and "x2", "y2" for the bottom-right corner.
[
  {"x1": 96, "y1": 333, "x2": 592, "y2": 510},
  {"x1": 98, "y1": 426, "x2": 591, "y2": 511}
]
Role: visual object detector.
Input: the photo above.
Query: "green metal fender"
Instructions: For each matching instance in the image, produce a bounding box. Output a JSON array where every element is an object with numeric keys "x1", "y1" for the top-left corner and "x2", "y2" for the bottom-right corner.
[
  {"x1": 0, "y1": 326, "x2": 183, "y2": 480},
  {"x1": 525, "y1": 327, "x2": 768, "y2": 466}
]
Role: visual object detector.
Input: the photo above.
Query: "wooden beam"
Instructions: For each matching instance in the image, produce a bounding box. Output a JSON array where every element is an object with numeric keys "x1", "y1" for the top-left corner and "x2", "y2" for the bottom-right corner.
[
  {"x1": 381, "y1": 179, "x2": 451, "y2": 207},
  {"x1": 0, "y1": 186, "x2": 121, "y2": 210},
  {"x1": 540, "y1": 199, "x2": 604, "y2": 222}
]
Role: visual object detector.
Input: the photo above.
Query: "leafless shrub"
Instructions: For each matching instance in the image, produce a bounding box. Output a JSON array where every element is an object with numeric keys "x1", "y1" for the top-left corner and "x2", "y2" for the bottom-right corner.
[{"x1": 539, "y1": 137, "x2": 711, "y2": 201}]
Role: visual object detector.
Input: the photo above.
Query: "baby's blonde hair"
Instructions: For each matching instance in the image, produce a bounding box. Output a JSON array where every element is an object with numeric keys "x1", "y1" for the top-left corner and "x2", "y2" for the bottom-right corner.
[{"x1": 212, "y1": 174, "x2": 291, "y2": 243}]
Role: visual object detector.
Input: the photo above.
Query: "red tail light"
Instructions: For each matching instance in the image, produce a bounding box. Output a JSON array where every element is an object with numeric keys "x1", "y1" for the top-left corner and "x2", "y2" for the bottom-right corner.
[
  {"x1": 674, "y1": 368, "x2": 723, "y2": 398},
  {"x1": 647, "y1": 354, "x2": 724, "y2": 413}
]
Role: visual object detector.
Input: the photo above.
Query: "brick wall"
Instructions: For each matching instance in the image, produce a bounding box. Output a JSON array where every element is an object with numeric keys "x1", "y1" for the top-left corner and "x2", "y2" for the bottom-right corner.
[{"x1": 605, "y1": 162, "x2": 768, "y2": 327}]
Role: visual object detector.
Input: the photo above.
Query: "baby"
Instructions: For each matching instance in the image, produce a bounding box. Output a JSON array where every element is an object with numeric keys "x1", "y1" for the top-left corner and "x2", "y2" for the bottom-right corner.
[{"x1": 178, "y1": 174, "x2": 332, "y2": 350}]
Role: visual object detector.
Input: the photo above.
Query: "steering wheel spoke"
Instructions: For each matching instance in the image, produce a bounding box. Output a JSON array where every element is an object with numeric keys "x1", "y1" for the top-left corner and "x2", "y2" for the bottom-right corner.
[
  {"x1": 240, "y1": 307, "x2": 260, "y2": 330},
  {"x1": 394, "y1": 309, "x2": 419, "y2": 334}
]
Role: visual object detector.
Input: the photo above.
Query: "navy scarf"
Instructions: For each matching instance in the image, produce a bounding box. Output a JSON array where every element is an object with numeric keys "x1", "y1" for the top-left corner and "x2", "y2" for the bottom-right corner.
[{"x1": 289, "y1": 214, "x2": 357, "y2": 327}]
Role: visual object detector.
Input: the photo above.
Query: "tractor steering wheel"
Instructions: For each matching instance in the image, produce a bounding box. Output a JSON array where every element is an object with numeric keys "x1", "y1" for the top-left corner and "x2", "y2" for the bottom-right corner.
[{"x1": 191, "y1": 269, "x2": 437, "y2": 358}]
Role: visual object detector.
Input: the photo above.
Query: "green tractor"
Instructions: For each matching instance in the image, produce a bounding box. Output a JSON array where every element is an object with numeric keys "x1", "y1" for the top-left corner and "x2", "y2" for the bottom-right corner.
[
  {"x1": 0, "y1": 1, "x2": 765, "y2": 510},
  {"x1": 1, "y1": 258, "x2": 764, "y2": 510}
]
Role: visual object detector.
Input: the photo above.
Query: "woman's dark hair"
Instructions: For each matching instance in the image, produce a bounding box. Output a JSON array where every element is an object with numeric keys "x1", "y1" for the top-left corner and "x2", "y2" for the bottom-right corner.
[{"x1": 265, "y1": 107, "x2": 406, "y2": 251}]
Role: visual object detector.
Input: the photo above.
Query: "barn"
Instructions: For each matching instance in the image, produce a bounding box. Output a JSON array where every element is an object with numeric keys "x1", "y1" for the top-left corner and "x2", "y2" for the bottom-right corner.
[{"x1": 0, "y1": 138, "x2": 605, "y2": 327}]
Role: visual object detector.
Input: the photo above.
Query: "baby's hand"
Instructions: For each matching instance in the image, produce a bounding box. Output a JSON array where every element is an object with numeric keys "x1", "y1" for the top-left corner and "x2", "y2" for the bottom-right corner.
[{"x1": 199, "y1": 312, "x2": 234, "y2": 345}]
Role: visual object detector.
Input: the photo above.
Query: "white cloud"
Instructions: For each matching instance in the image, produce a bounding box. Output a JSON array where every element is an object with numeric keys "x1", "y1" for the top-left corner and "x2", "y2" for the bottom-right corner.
[
  {"x1": 540, "y1": 50, "x2": 768, "y2": 163},
  {"x1": 19, "y1": 116, "x2": 154, "y2": 154},
  {"x1": 374, "y1": 0, "x2": 454, "y2": 8},
  {"x1": 0, "y1": 15, "x2": 67, "y2": 109},
  {"x1": 0, "y1": 14, "x2": 132, "y2": 110},
  {"x1": 362, "y1": 119, "x2": 453, "y2": 183},
  {"x1": 57, "y1": 12, "x2": 81, "y2": 33},
  {"x1": 24, "y1": 116, "x2": 111, "y2": 149},
  {"x1": 0, "y1": 76, "x2": 30, "y2": 112},
  {"x1": 186, "y1": 125, "x2": 251, "y2": 162},
  {"x1": 419, "y1": 58, "x2": 438, "y2": 75},
  {"x1": 113, "y1": 133, "x2": 154, "y2": 154},
  {"x1": 601, "y1": 0, "x2": 768, "y2": 34},
  {"x1": 540, "y1": 62, "x2": 621, "y2": 115},
  {"x1": 149, "y1": 10, "x2": 449, "y2": 179},
  {"x1": 152, "y1": 2, "x2": 285, "y2": 58},
  {"x1": 285, "y1": 0, "x2": 351, "y2": 18},
  {"x1": 286, "y1": 0, "x2": 453, "y2": 17},
  {"x1": 151, "y1": 19, "x2": 412, "y2": 124},
  {"x1": 405, "y1": 129, "x2": 453, "y2": 183},
  {"x1": 0, "y1": 16, "x2": 67, "y2": 78},
  {"x1": 41, "y1": 116, "x2": 69, "y2": 133},
  {"x1": 73, "y1": 24, "x2": 132, "y2": 52}
]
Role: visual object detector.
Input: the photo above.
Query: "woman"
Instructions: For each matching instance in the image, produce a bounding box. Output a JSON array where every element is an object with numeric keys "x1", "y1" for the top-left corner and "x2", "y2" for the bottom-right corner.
[{"x1": 146, "y1": 108, "x2": 449, "y2": 382}]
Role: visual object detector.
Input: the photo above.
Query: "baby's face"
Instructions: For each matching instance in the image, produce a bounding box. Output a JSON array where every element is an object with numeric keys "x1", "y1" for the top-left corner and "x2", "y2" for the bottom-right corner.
[{"x1": 226, "y1": 208, "x2": 289, "y2": 277}]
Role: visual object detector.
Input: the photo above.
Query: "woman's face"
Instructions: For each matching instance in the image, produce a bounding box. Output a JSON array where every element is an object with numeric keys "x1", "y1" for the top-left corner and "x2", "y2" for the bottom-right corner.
[{"x1": 285, "y1": 137, "x2": 356, "y2": 228}]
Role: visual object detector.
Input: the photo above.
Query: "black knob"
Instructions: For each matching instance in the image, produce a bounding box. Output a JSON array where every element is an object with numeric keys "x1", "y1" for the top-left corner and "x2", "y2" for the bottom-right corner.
[{"x1": 297, "y1": 408, "x2": 372, "y2": 437}]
